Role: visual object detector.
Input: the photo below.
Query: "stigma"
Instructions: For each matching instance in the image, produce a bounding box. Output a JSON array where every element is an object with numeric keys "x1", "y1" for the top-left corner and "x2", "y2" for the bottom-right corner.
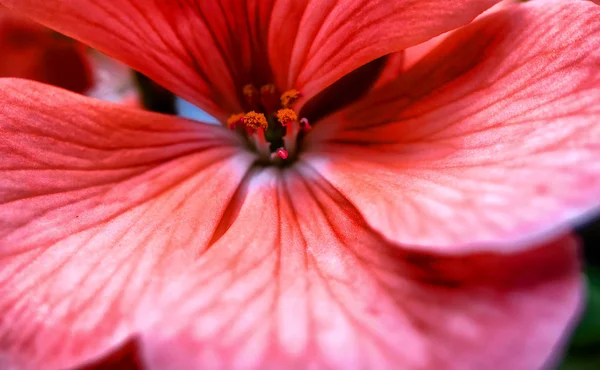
[{"x1": 227, "y1": 84, "x2": 308, "y2": 165}]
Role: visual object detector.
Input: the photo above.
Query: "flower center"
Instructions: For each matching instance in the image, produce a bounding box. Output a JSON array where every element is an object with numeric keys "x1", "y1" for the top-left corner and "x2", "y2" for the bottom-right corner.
[{"x1": 227, "y1": 84, "x2": 310, "y2": 165}]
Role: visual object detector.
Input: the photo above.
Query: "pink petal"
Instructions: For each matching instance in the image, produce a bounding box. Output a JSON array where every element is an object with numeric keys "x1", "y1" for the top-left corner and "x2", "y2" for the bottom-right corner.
[
  {"x1": 402, "y1": 0, "x2": 522, "y2": 70},
  {"x1": 403, "y1": 32, "x2": 449, "y2": 71},
  {"x1": 75, "y1": 339, "x2": 141, "y2": 370},
  {"x1": 0, "y1": 79, "x2": 582, "y2": 369},
  {"x1": 0, "y1": 0, "x2": 501, "y2": 120},
  {"x1": 306, "y1": 0, "x2": 600, "y2": 252},
  {"x1": 0, "y1": 79, "x2": 254, "y2": 369},
  {"x1": 372, "y1": 52, "x2": 405, "y2": 89},
  {"x1": 138, "y1": 165, "x2": 582, "y2": 369},
  {"x1": 272, "y1": 0, "x2": 502, "y2": 107},
  {"x1": 0, "y1": 0, "x2": 274, "y2": 121}
]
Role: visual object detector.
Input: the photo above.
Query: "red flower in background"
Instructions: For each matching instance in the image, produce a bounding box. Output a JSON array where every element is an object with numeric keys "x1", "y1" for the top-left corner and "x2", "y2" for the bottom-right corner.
[
  {"x1": 0, "y1": 6, "x2": 91, "y2": 93},
  {"x1": 0, "y1": 5, "x2": 140, "y2": 105},
  {"x1": 0, "y1": 0, "x2": 599, "y2": 369}
]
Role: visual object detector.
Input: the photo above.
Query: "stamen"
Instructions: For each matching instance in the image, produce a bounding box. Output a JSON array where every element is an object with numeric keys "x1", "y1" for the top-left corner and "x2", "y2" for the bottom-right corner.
[
  {"x1": 253, "y1": 129, "x2": 271, "y2": 160},
  {"x1": 276, "y1": 108, "x2": 298, "y2": 127},
  {"x1": 226, "y1": 113, "x2": 245, "y2": 130},
  {"x1": 229, "y1": 85, "x2": 307, "y2": 164},
  {"x1": 299, "y1": 117, "x2": 312, "y2": 132},
  {"x1": 283, "y1": 117, "x2": 300, "y2": 157},
  {"x1": 260, "y1": 84, "x2": 279, "y2": 113},
  {"x1": 243, "y1": 111, "x2": 268, "y2": 131},
  {"x1": 260, "y1": 84, "x2": 276, "y2": 95},
  {"x1": 243, "y1": 84, "x2": 260, "y2": 108},
  {"x1": 281, "y1": 89, "x2": 301, "y2": 108}
]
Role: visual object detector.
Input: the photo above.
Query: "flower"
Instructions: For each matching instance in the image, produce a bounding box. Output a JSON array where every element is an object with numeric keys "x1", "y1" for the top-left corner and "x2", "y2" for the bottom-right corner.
[
  {"x1": 0, "y1": 0, "x2": 599, "y2": 369},
  {"x1": 0, "y1": 6, "x2": 92, "y2": 93},
  {"x1": 0, "y1": 6, "x2": 140, "y2": 105}
]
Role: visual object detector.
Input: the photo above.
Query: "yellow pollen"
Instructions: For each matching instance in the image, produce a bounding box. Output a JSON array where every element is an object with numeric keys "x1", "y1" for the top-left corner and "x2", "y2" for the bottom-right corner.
[
  {"x1": 280, "y1": 89, "x2": 301, "y2": 108},
  {"x1": 227, "y1": 113, "x2": 245, "y2": 129},
  {"x1": 243, "y1": 111, "x2": 268, "y2": 130},
  {"x1": 243, "y1": 84, "x2": 259, "y2": 98},
  {"x1": 276, "y1": 109, "x2": 297, "y2": 126}
]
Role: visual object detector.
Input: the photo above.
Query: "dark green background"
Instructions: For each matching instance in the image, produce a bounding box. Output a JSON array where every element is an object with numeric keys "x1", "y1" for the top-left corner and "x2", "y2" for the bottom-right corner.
[{"x1": 559, "y1": 218, "x2": 600, "y2": 370}]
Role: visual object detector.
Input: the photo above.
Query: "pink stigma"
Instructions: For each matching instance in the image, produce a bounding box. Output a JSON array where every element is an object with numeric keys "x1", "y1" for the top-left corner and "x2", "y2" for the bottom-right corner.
[{"x1": 276, "y1": 148, "x2": 289, "y2": 160}]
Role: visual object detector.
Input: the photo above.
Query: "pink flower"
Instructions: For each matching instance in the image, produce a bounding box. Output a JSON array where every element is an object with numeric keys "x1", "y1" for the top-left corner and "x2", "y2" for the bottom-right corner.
[{"x1": 0, "y1": 0, "x2": 599, "y2": 369}]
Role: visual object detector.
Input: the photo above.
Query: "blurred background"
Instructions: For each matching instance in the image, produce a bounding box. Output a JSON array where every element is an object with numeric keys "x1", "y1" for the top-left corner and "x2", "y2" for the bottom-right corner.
[
  {"x1": 562, "y1": 219, "x2": 600, "y2": 370},
  {"x1": 1, "y1": 2, "x2": 598, "y2": 370}
]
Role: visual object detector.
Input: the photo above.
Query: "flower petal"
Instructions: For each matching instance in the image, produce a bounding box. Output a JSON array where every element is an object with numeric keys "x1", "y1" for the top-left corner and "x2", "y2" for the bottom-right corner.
[
  {"x1": 397, "y1": 0, "x2": 523, "y2": 79},
  {"x1": 75, "y1": 339, "x2": 141, "y2": 370},
  {"x1": 402, "y1": 0, "x2": 522, "y2": 70},
  {"x1": 0, "y1": 0, "x2": 273, "y2": 121},
  {"x1": 0, "y1": 79, "x2": 254, "y2": 369},
  {"x1": 0, "y1": 0, "x2": 501, "y2": 120},
  {"x1": 138, "y1": 165, "x2": 582, "y2": 370},
  {"x1": 372, "y1": 52, "x2": 405, "y2": 89},
  {"x1": 271, "y1": 0, "x2": 501, "y2": 107},
  {"x1": 0, "y1": 79, "x2": 582, "y2": 369},
  {"x1": 306, "y1": 0, "x2": 600, "y2": 252}
]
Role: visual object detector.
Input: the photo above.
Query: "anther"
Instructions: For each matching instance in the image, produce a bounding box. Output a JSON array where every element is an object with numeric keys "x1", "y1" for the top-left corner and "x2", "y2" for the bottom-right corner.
[
  {"x1": 281, "y1": 89, "x2": 301, "y2": 108},
  {"x1": 299, "y1": 117, "x2": 311, "y2": 132},
  {"x1": 276, "y1": 108, "x2": 298, "y2": 127},
  {"x1": 242, "y1": 111, "x2": 268, "y2": 131},
  {"x1": 261, "y1": 84, "x2": 276, "y2": 95},
  {"x1": 227, "y1": 113, "x2": 245, "y2": 130},
  {"x1": 243, "y1": 84, "x2": 260, "y2": 107},
  {"x1": 276, "y1": 148, "x2": 289, "y2": 160},
  {"x1": 260, "y1": 84, "x2": 279, "y2": 113}
]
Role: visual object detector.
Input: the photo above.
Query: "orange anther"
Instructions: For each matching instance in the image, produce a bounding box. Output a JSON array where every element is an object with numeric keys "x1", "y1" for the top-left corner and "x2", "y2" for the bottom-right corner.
[
  {"x1": 243, "y1": 84, "x2": 259, "y2": 98},
  {"x1": 280, "y1": 89, "x2": 301, "y2": 108},
  {"x1": 276, "y1": 108, "x2": 297, "y2": 127},
  {"x1": 243, "y1": 111, "x2": 268, "y2": 130},
  {"x1": 260, "y1": 84, "x2": 276, "y2": 95},
  {"x1": 243, "y1": 84, "x2": 260, "y2": 108},
  {"x1": 227, "y1": 113, "x2": 245, "y2": 130}
]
